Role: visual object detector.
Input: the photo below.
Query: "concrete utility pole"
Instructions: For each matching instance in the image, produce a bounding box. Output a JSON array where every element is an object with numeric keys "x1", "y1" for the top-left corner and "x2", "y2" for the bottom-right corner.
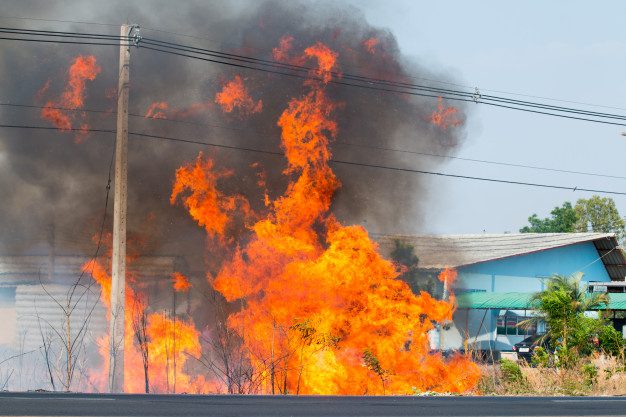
[{"x1": 109, "y1": 23, "x2": 139, "y2": 393}]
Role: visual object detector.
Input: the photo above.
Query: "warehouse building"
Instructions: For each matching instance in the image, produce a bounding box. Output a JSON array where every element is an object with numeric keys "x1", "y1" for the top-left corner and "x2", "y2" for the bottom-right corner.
[{"x1": 376, "y1": 233, "x2": 626, "y2": 354}]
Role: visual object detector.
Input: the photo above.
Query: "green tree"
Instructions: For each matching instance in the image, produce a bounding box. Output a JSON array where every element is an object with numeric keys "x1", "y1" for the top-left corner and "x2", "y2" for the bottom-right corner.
[
  {"x1": 520, "y1": 202, "x2": 577, "y2": 233},
  {"x1": 525, "y1": 273, "x2": 608, "y2": 366},
  {"x1": 390, "y1": 240, "x2": 438, "y2": 295},
  {"x1": 574, "y1": 196, "x2": 626, "y2": 241}
]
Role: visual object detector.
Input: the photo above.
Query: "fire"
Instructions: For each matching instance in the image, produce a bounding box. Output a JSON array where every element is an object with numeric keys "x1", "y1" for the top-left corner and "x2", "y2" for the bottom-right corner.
[
  {"x1": 172, "y1": 40, "x2": 480, "y2": 394},
  {"x1": 430, "y1": 97, "x2": 463, "y2": 130},
  {"x1": 215, "y1": 75, "x2": 263, "y2": 115},
  {"x1": 170, "y1": 153, "x2": 252, "y2": 241},
  {"x1": 83, "y1": 253, "x2": 207, "y2": 393},
  {"x1": 40, "y1": 55, "x2": 101, "y2": 143},
  {"x1": 272, "y1": 35, "x2": 306, "y2": 66},
  {"x1": 363, "y1": 37, "x2": 379, "y2": 54},
  {"x1": 172, "y1": 272, "x2": 191, "y2": 292},
  {"x1": 145, "y1": 101, "x2": 169, "y2": 119}
]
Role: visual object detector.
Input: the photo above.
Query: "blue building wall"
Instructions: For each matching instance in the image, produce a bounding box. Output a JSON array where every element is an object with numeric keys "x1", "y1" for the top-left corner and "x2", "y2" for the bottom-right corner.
[
  {"x1": 442, "y1": 241, "x2": 610, "y2": 352},
  {"x1": 458, "y1": 241, "x2": 610, "y2": 285}
]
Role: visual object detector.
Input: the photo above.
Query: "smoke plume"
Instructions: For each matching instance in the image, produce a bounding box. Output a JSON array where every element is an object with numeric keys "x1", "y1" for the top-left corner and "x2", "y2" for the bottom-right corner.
[{"x1": 0, "y1": 0, "x2": 467, "y2": 262}]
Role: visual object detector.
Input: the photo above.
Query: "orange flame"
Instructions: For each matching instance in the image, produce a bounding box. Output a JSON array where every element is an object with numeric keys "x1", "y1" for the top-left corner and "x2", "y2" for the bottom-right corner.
[
  {"x1": 272, "y1": 35, "x2": 306, "y2": 66},
  {"x1": 363, "y1": 37, "x2": 379, "y2": 54},
  {"x1": 215, "y1": 75, "x2": 263, "y2": 115},
  {"x1": 170, "y1": 153, "x2": 252, "y2": 240},
  {"x1": 145, "y1": 101, "x2": 169, "y2": 119},
  {"x1": 172, "y1": 272, "x2": 192, "y2": 292},
  {"x1": 83, "y1": 251, "x2": 208, "y2": 393},
  {"x1": 430, "y1": 97, "x2": 463, "y2": 130},
  {"x1": 174, "y1": 40, "x2": 480, "y2": 394},
  {"x1": 40, "y1": 55, "x2": 101, "y2": 143}
]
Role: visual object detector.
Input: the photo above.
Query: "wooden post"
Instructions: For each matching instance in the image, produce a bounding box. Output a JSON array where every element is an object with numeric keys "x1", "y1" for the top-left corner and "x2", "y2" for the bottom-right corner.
[{"x1": 109, "y1": 23, "x2": 132, "y2": 393}]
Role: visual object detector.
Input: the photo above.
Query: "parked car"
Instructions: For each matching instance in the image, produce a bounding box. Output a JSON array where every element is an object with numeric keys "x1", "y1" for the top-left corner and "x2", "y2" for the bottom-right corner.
[{"x1": 512, "y1": 334, "x2": 551, "y2": 362}]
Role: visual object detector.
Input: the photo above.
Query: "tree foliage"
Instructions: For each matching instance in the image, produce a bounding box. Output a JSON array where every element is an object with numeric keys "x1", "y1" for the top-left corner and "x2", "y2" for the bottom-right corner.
[
  {"x1": 520, "y1": 202, "x2": 577, "y2": 233},
  {"x1": 520, "y1": 196, "x2": 626, "y2": 243},
  {"x1": 390, "y1": 240, "x2": 438, "y2": 295},
  {"x1": 573, "y1": 196, "x2": 626, "y2": 241}
]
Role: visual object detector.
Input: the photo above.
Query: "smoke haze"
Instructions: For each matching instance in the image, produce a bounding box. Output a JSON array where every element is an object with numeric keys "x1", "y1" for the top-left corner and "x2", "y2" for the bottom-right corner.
[{"x1": 0, "y1": 0, "x2": 468, "y2": 266}]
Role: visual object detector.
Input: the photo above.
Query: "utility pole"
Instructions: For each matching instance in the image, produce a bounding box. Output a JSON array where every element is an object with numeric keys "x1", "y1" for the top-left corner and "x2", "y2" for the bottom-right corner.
[{"x1": 109, "y1": 23, "x2": 139, "y2": 393}]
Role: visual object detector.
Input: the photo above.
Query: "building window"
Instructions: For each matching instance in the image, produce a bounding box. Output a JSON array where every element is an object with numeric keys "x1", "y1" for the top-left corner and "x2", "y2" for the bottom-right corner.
[{"x1": 496, "y1": 315, "x2": 536, "y2": 336}]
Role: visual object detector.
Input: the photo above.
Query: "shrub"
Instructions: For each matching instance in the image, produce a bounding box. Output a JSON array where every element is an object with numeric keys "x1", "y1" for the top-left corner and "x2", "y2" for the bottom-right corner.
[
  {"x1": 500, "y1": 359, "x2": 524, "y2": 384},
  {"x1": 581, "y1": 363, "x2": 598, "y2": 387},
  {"x1": 598, "y1": 325, "x2": 625, "y2": 357},
  {"x1": 531, "y1": 346, "x2": 550, "y2": 367}
]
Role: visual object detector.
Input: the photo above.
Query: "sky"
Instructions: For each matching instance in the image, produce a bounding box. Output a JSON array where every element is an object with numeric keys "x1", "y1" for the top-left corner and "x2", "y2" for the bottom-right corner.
[{"x1": 346, "y1": 0, "x2": 626, "y2": 234}]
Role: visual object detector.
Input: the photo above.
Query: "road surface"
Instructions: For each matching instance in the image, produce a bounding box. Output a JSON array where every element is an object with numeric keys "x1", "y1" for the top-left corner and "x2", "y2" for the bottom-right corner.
[{"x1": 0, "y1": 392, "x2": 625, "y2": 416}]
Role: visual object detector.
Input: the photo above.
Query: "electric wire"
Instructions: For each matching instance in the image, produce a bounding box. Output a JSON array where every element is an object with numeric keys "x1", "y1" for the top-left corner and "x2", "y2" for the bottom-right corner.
[
  {"x1": 139, "y1": 26, "x2": 626, "y2": 112},
  {"x1": 136, "y1": 44, "x2": 626, "y2": 127},
  {"x1": 0, "y1": 37, "x2": 131, "y2": 47},
  {"x1": 0, "y1": 27, "x2": 129, "y2": 39},
  {"x1": 138, "y1": 37, "x2": 626, "y2": 122},
  {"x1": 3, "y1": 101, "x2": 626, "y2": 181},
  {"x1": 1, "y1": 27, "x2": 625, "y2": 126},
  {"x1": 3, "y1": 20, "x2": 625, "y2": 113},
  {"x1": 1, "y1": 123, "x2": 625, "y2": 196}
]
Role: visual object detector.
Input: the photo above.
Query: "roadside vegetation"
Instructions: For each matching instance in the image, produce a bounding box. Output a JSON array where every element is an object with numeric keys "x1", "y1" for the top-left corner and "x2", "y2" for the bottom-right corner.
[{"x1": 476, "y1": 273, "x2": 626, "y2": 395}]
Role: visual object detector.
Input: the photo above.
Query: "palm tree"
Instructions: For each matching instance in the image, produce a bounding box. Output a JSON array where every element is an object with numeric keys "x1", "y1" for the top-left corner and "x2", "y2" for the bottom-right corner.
[{"x1": 521, "y1": 273, "x2": 608, "y2": 363}]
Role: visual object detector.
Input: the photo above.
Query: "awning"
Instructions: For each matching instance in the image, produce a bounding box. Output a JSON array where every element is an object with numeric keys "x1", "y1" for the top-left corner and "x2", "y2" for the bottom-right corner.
[{"x1": 456, "y1": 292, "x2": 626, "y2": 310}]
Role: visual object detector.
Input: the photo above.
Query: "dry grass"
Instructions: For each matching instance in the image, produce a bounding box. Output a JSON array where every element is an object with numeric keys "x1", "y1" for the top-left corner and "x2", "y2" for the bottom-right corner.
[{"x1": 475, "y1": 354, "x2": 626, "y2": 396}]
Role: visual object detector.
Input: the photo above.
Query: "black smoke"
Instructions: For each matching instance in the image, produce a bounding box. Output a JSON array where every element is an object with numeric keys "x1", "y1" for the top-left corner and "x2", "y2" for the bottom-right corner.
[{"x1": 0, "y1": 0, "x2": 468, "y2": 270}]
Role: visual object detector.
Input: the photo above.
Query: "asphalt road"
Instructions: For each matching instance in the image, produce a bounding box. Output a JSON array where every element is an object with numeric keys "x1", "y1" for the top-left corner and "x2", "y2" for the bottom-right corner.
[{"x1": 0, "y1": 393, "x2": 625, "y2": 416}]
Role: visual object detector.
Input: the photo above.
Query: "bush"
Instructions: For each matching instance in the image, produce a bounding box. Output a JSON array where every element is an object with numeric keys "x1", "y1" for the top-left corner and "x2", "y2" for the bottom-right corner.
[
  {"x1": 531, "y1": 346, "x2": 550, "y2": 367},
  {"x1": 500, "y1": 359, "x2": 524, "y2": 384},
  {"x1": 581, "y1": 363, "x2": 598, "y2": 387},
  {"x1": 598, "y1": 325, "x2": 625, "y2": 357}
]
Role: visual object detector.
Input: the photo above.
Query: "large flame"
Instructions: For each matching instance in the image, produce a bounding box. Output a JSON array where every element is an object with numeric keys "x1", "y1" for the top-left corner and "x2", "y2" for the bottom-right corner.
[
  {"x1": 83, "y1": 253, "x2": 207, "y2": 393},
  {"x1": 39, "y1": 55, "x2": 101, "y2": 143},
  {"x1": 172, "y1": 40, "x2": 480, "y2": 394}
]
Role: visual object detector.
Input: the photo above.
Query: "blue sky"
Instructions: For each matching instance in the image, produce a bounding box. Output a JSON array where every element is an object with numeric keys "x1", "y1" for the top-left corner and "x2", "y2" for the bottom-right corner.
[{"x1": 346, "y1": 0, "x2": 626, "y2": 234}]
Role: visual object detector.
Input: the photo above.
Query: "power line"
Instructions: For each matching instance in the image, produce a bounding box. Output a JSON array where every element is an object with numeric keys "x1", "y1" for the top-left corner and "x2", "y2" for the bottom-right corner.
[
  {"x1": 0, "y1": 36, "x2": 130, "y2": 47},
  {"x1": 136, "y1": 43, "x2": 626, "y2": 127},
  {"x1": 1, "y1": 123, "x2": 625, "y2": 196},
  {"x1": 139, "y1": 26, "x2": 626, "y2": 113},
  {"x1": 3, "y1": 101, "x2": 626, "y2": 181},
  {"x1": 4, "y1": 20, "x2": 626, "y2": 114},
  {"x1": 2, "y1": 27, "x2": 626, "y2": 127},
  {"x1": 0, "y1": 101, "x2": 622, "y2": 180},
  {"x1": 0, "y1": 27, "x2": 128, "y2": 39},
  {"x1": 137, "y1": 36, "x2": 626, "y2": 122}
]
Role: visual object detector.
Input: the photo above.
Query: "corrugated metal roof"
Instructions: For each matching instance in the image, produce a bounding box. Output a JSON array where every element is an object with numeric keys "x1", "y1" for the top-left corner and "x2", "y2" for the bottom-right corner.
[
  {"x1": 604, "y1": 293, "x2": 626, "y2": 310},
  {"x1": 456, "y1": 292, "x2": 535, "y2": 309},
  {"x1": 374, "y1": 233, "x2": 625, "y2": 280},
  {"x1": 456, "y1": 292, "x2": 626, "y2": 310}
]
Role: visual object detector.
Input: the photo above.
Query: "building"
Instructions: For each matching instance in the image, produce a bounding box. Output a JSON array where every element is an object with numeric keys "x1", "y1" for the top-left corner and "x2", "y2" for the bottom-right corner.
[{"x1": 376, "y1": 233, "x2": 626, "y2": 353}]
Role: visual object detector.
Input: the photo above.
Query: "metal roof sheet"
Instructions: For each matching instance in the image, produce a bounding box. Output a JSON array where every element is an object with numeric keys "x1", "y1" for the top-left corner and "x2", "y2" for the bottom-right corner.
[
  {"x1": 456, "y1": 292, "x2": 535, "y2": 309},
  {"x1": 456, "y1": 292, "x2": 626, "y2": 310},
  {"x1": 374, "y1": 233, "x2": 625, "y2": 280}
]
